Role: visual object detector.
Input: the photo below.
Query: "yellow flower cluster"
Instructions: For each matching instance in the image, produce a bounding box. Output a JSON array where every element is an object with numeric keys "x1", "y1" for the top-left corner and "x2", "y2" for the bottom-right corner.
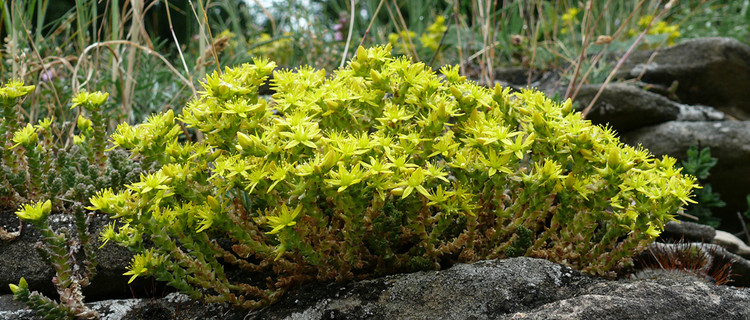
[
  {"x1": 630, "y1": 15, "x2": 681, "y2": 46},
  {"x1": 560, "y1": 8, "x2": 580, "y2": 35},
  {"x1": 248, "y1": 32, "x2": 294, "y2": 66},
  {"x1": 388, "y1": 15, "x2": 447, "y2": 54}
]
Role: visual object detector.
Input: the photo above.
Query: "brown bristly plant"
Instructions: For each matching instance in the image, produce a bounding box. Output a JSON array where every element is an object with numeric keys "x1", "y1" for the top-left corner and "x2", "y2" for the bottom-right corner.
[{"x1": 632, "y1": 241, "x2": 735, "y2": 285}]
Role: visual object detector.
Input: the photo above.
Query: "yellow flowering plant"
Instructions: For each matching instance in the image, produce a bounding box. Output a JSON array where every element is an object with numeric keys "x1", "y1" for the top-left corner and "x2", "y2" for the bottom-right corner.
[
  {"x1": 91, "y1": 45, "x2": 697, "y2": 310},
  {"x1": 560, "y1": 8, "x2": 580, "y2": 35},
  {"x1": 0, "y1": 82, "x2": 139, "y2": 211},
  {"x1": 628, "y1": 14, "x2": 682, "y2": 47}
]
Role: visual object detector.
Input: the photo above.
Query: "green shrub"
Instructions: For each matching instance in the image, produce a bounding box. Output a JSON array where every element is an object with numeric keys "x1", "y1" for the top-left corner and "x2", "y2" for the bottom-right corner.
[{"x1": 90, "y1": 45, "x2": 697, "y2": 309}]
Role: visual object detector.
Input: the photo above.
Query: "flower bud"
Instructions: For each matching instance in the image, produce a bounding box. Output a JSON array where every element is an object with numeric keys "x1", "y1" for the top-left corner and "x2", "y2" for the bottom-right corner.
[
  {"x1": 207, "y1": 195, "x2": 221, "y2": 211},
  {"x1": 320, "y1": 149, "x2": 338, "y2": 170},
  {"x1": 9, "y1": 278, "x2": 27, "y2": 294},
  {"x1": 390, "y1": 187, "x2": 404, "y2": 196},
  {"x1": 561, "y1": 99, "x2": 573, "y2": 114},
  {"x1": 77, "y1": 115, "x2": 92, "y2": 131},
  {"x1": 370, "y1": 69, "x2": 381, "y2": 83},
  {"x1": 356, "y1": 46, "x2": 368, "y2": 62},
  {"x1": 237, "y1": 132, "x2": 253, "y2": 150}
]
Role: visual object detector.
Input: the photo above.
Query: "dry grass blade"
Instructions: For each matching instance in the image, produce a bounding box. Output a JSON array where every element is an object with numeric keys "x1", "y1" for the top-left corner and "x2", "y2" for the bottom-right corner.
[
  {"x1": 390, "y1": 0, "x2": 419, "y2": 61},
  {"x1": 357, "y1": 0, "x2": 386, "y2": 49},
  {"x1": 340, "y1": 0, "x2": 356, "y2": 68},
  {"x1": 251, "y1": 0, "x2": 276, "y2": 34},
  {"x1": 564, "y1": 0, "x2": 599, "y2": 99},
  {"x1": 198, "y1": 0, "x2": 221, "y2": 74},
  {"x1": 11, "y1": 2, "x2": 64, "y2": 119},
  {"x1": 72, "y1": 40, "x2": 193, "y2": 95},
  {"x1": 581, "y1": 1, "x2": 674, "y2": 118},
  {"x1": 569, "y1": 0, "x2": 647, "y2": 100},
  {"x1": 164, "y1": 0, "x2": 197, "y2": 97}
]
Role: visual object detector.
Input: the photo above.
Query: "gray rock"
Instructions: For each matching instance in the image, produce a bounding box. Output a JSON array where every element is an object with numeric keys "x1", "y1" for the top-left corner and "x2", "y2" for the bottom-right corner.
[
  {"x1": 677, "y1": 103, "x2": 728, "y2": 122},
  {"x1": 494, "y1": 67, "x2": 539, "y2": 85},
  {"x1": 466, "y1": 66, "x2": 563, "y2": 97},
  {"x1": 0, "y1": 292, "x2": 236, "y2": 320},
  {"x1": 245, "y1": 257, "x2": 750, "y2": 320},
  {"x1": 662, "y1": 220, "x2": 716, "y2": 243},
  {"x1": 659, "y1": 220, "x2": 750, "y2": 261},
  {"x1": 492, "y1": 67, "x2": 563, "y2": 97},
  {"x1": 510, "y1": 279, "x2": 750, "y2": 320},
  {"x1": 714, "y1": 230, "x2": 750, "y2": 259},
  {"x1": 615, "y1": 37, "x2": 750, "y2": 119},
  {"x1": 0, "y1": 294, "x2": 26, "y2": 315},
  {"x1": 0, "y1": 258, "x2": 750, "y2": 320},
  {"x1": 5, "y1": 257, "x2": 749, "y2": 320},
  {"x1": 574, "y1": 83, "x2": 725, "y2": 133},
  {"x1": 622, "y1": 121, "x2": 750, "y2": 231}
]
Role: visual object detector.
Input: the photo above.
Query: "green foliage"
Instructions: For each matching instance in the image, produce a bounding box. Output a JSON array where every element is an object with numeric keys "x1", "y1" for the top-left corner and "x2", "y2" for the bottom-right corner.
[
  {"x1": 0, "y1": 81, "x2": 142, "y2": 210},
  {"x1": 505, "y1": 225, "x2": 534, "y2": 258},
  {"x1": 9, "y1": 278, "x2": 77, "y2": 320},
  {"x1": 673, "y1": 1, "x2": 750, "y2": 43},
  {"x1": 11, "y1": 201, "x2": 99, "y2": 319},
  {"x1": 91, "y1": 45, "x2": 697, "y2": 310},
  {"x1": 681, "y1": 145, "x2": 716, "y2": 180},
  {"x1": 679, "y1": 146, "x2": 725, "y2": 228},
  {"x1": 0, "y1": 80, "x2": 140, "y2": 319}
]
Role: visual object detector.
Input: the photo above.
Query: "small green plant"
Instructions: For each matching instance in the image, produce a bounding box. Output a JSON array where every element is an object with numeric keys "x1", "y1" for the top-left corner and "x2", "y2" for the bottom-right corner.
[
  {"x1": 679, "y1": 145, "x2": 724, "y2": 228},
  {"x1": 10, "y1": 200, "x2": 99, "y2": 320},
  {"x1": 0, "y1": 81, "x2": 142, "y2": 219},
  {"x1": 90, "y1": 45, "x2": 697, "y2": 310},
  {"x1": 1, "y1": 81, "x2": 141, "y2": 319}
]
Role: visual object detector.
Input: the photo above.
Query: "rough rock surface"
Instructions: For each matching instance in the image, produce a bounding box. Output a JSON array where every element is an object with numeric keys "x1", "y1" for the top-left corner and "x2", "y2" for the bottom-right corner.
[
  {"x1": 714, "y1": 230, "x2": 750, "y2": 259},
  {"x1": 574, "y1": 83, "x2": 725, "y2": 133},
  {"x1": 621, "y1": 121, "x2": 750, "y2": 229},
  {"x1": 662, "y1": 220, "x2": 716, "y2": 243},
  {"x1": 0, "y1": 291, "x2": 233, "y2": 320},
  {"x1": 615, "y1": 37, "x2": 750, "y2": 119},
  {"x1": 2, "y1": 257, "x2": 749, "y2": 319}
]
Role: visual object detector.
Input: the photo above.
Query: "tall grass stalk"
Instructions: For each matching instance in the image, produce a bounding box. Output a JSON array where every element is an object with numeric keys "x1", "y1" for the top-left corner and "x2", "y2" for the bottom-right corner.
[
  {"x1": 339, "y1": 0, "x2": 356, "y2": 68},
  {"x1": 581, "y1": 0, "x2": 676, "y2": 117}
]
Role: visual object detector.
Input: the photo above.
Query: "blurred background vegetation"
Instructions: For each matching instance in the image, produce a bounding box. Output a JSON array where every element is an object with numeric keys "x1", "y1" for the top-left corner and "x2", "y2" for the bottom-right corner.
[{"x1": 2, "y1": 0, "x2": 747, "y2": 131}]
